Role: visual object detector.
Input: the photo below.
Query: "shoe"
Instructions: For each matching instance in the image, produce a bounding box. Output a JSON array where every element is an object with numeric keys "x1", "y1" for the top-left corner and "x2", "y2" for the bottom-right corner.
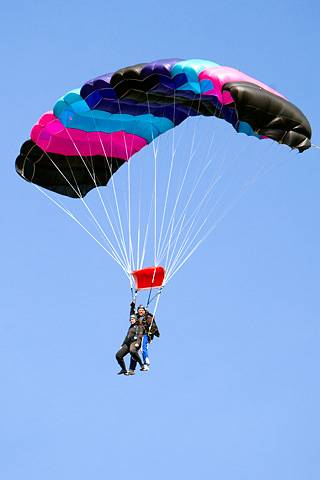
[
  {"x1": 145, "y1": 358, "x2": 151, "y2": 366},
  {"x1": 140, "y1": 364, "x2": 149, "y2": 371},
  {"x1": 128, "y1": 370, "x2": 135, "y2": 375},
  {"x1": 117, "y1": 369, "x2": 129, "y2": 375}
]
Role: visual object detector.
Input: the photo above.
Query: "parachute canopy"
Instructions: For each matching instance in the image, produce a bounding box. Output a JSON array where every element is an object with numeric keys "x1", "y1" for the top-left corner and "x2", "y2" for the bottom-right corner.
[
  {"x1": 131, "y1": 266, "x2": 166, "y2": 291},
  {"x1": 16, "y1": 58, "x2": 312, "y2": 198}
]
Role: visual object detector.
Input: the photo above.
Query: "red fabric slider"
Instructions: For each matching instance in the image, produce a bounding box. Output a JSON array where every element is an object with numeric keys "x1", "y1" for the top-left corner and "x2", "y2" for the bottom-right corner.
[{"x1": 131, "y1": 266, "x2": 166, "y2": 290}]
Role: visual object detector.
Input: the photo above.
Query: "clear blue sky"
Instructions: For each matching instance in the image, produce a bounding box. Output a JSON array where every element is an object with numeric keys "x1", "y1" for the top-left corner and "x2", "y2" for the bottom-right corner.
[{"x1": 1, "y1": 1, "x2": 320, "y2": 479}]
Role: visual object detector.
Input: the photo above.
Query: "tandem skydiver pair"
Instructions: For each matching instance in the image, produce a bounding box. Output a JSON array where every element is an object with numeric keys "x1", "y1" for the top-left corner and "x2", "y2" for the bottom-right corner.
[{"x1": 115, "y1": 302, "x2": 160, "y2": 376}]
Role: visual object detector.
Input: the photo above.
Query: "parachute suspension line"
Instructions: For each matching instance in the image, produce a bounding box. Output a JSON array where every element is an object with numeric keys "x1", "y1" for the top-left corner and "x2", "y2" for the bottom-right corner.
[
  {"x1": 64, "y1": 158, "x2": 82, "y2": 198},
  {"x1": 311, "y1": 144, "x2": 320, "y2": 149},
  {"x1": 146, "y1": 286, "x2": 153, "y2": 308},
  {"x1": 153, "y1": 119, "x2": 158, "y2": 267},
  {"x1": 164, "y1": 209, "x2": 176, "y2": 271},
  {"x1": 39, "y1": 149, "x2": 80, "y2": 199},
  {"x1": 206, "y1": 95, "x2": 272, "y2": 202},
  {"x1": 62, "y1": 128, "x2": 130, "y2": 269},
  {"x1": 166, "y1": 232, "x2": 212, "y2": 284},
  {"x1": 165, "y1": 161, "x2": 227, "y2": 276},
  {"x1": 92, "y1": 112, "x2": 132, "y2": 273},
  {"x1": 138, "y1": 92, "x2": 160, "y2": 269},
  {"x1": 155, "y1": 91, "x2": 177, "y2": 263},
  {"x1": 166, "y1": 143, "x2": 284, "y2": 283},
  {"x1": 81, "y1": 148, "x2": 126, "y2": 264},
  {"x1": 166, "y1": 174, "x2": 224, "y2": 276},
  {"x1": 136, "y1": 176, "x2": 142, "y2": 273},
  {"x1": 158, "y1": 90, "x2": 181, "y2": 262},
  {"x1": 89, "y1": 109, "x2": 123, "y2": 268},
  {"x1": 166, "y1": 180, "x2": 255, "y2": 284},
  {"x1": 142, "y1": 267, "x2": 159, "y2": 308},
  {"x1": 158, "y1": 130, "x2": 218, "y2": 267},
  {"x1": 161, "y1": 116, "x2": 205, "y2": 264},
  {"x1": 166, "y1": 158, "x2": 245, "y2": 282},
  {"x1": 158, "y1": 119, "x2": 219, "y2": 268},
  {"x1": 135, "y1": 92, "x2": 162, "y2": 271},
  {"x1": 166, "y1": 216, "x2": 205, "y2": 280},
  {"x1": 145, "y1": 92, "x2": 161, "y2": 267},
  {"x1": 157, "y1": 117, "x2": 200, "y2": 264},
  {"x1": 85, "y1": 120, "x2": 132, "y2": 270},
  {"x1": 118, "y1": 101, "x2": 140, "y2": 273},
  {"x1": 166, "y1": 205, "x2": 216, "y2": 281},
  {"x1": 163, "y1": 121, "x2": 231, "y2": 278},
  {"x1": 117, "y1": 104, "x2": 138, "y2": 272},
  {"x1": 139, "y1": 190, "x2": 155, "y2": 270},
  {"x1": 164, "y1": 213, "x2": 188, "y2": 275},
  {"x1": 166, "y1": 128, "x2": 250, "y2": 273},
  {"x1": 130, "y1": 286, "x2": 138, "y2": 302},
  {"x1": 101, "y1": 158, "x2": 131, "y2": 271},
  {"x1": 125, "y1": 131, "x2": 135, "y2": 272},
  {"x1": 165, "y1": 181, "x2": 241, "y2": 283},
  {"x1": 195, "y1": 136, "x2": 273, "y2": 242},
  {"x1": 34, "y1": 185, "x2": 130, "y2": 275},
  {"x1": 157, "y1": 103, "x2": 232, "y2": 278},
  {"x1": 163, "y1": 92, "x2": 209, "y2": 267},
  {"x1": 147, "y1": 287, "x2": 163, "y2": 308},
  {"x1": 98, "y1": 114, "x2": 131, "y2": 271},
  {"x1": 177, "y1": 129, "x2": 217, "y2": 215},
  {"x1": 62, "y1": 130, "x2": 122, "y2": 261},
  {"x1": 147, "y1": 287, "x2": 163, "y2": 333},
  {"x1": 33, "y1": 143, "x2": 127, "y2": 269},
  {"x1": 156, "y1": 127, "x2": 175, "y2": 262}
]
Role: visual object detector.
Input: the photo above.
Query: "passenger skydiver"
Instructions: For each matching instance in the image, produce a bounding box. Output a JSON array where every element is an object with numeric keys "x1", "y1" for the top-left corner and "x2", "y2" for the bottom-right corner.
[
  {"x1": 127, "y1": 302, "x2": 160, "y2": 375},
  {"x1": 115, "y1": 313, "x2": 148, "y2": 375}
]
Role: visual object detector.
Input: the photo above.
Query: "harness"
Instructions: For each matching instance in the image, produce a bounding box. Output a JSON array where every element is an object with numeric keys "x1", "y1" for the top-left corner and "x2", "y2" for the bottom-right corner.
[{"x1": 130, "y1": 285, "x2": 163, "y2": 335}]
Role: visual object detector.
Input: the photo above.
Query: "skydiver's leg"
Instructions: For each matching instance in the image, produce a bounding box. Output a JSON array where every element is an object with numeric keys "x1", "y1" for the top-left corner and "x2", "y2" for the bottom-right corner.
[
  {"x1": 129, "y1": 342, "x2": 144, "y2": 368},
  {"x1": 129, "y1": 357, "x2": 137, "y2": 372},
  {"x1": 116, "y1": 344, "x2": 129, "y2": 371},
  {"x1": 142, "y1": 334, "x2": 150, "y2": 365},
  {"x1": 129, "y1": 337, "x2": 145, "y2": 371}
]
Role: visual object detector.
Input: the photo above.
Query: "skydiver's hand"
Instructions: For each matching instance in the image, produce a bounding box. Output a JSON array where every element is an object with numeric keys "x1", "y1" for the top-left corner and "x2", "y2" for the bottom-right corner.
[{"x1": 134, "y1": 343, "x2": 140, "y2": 348}]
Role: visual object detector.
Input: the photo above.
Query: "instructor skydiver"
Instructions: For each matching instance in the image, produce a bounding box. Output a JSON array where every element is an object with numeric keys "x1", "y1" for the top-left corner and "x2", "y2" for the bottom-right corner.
[{"x1": 128, "y1": 302, "x2": 160, "y2": 375}]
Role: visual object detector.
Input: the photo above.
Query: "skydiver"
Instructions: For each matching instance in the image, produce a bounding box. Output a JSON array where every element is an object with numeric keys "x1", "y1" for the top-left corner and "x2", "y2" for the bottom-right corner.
[
  {"x1": 127, "y1": 302, "x2": 160, "y2": 375},
  {"x1": 115, "y1": 314, "x2": 148, "y2": 375}
]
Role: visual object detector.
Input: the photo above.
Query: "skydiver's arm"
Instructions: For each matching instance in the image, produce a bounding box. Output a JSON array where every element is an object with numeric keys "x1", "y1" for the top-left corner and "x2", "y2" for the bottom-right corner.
[
  {"x1": 151, "y1": 317, "x2": 160, "y2": 337},
  {"x1": 147, "y1": 315, "x2": 160, "y2": 338},
  {"x1": 130, "y1": 301, "x2": 135, "y2": 315},
  {"x1": 153, "y1": 325, "x2": 160, "y2": 338}
]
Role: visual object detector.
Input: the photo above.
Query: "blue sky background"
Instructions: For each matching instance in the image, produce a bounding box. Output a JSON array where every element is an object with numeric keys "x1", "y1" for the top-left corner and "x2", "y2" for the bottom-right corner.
[{"x1": 1, "y1": 1, "x2": 320, "y2": 479}]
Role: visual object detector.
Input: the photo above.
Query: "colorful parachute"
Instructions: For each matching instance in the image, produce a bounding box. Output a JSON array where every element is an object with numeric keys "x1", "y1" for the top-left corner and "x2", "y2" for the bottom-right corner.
[{"x1": 16, "y1": 58, "x2": 311, "y2": 198}]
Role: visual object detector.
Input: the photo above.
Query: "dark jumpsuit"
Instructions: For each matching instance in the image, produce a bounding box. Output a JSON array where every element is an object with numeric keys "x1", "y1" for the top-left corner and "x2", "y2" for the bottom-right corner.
[{"x1": 115, "y1": 322, "x2": 144, "y2": 371}]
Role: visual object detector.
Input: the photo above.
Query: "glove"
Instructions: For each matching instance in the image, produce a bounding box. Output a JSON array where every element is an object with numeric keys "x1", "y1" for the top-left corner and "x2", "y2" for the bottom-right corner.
[{"x1": 130, "y1": 301, "x2": 135, "y2": 308}]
